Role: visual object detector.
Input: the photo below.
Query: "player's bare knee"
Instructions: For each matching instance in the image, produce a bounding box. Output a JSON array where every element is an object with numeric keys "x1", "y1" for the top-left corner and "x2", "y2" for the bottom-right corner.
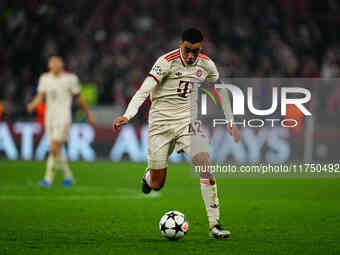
[
  {"x1": 50, "y1": 141, "x2": 61, "y2": 157},
  {"x1": 50, "y1": 146, "x2": 58, "y2": 157}
]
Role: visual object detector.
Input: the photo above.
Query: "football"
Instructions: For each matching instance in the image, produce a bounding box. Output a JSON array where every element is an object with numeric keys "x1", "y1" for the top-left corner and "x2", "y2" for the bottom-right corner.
[{"x1": 159, "y1": 210, "x2": 189, "y2": 240}]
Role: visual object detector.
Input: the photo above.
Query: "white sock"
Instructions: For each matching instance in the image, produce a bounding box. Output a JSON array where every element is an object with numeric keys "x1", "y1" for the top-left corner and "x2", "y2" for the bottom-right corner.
[
  {"x1": 44, "y1": 154, "x2": 56, "y2": 183},
  {"x1": 200, "y1": 179, "x2": 220, "y2": 229},
  {"x1": 56, "y1": 155, "x2": 73, "y2": 179},
  {"x1": 145, "y1": 169, "x2": 151, "y2": 186}
]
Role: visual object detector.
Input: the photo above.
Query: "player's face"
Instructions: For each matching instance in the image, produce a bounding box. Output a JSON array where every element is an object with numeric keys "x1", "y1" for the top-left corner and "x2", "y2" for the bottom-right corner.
[
  {"x1": 48, "y1": 57, "x2": 64, "y2": 74},
  {"x1": 180, "y1": 41, "x2": 202, "y2": 65}
]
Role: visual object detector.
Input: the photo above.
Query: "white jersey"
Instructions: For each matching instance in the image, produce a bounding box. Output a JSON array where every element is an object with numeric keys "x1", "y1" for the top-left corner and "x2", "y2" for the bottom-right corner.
[
  {"x1": 123, "y1": 48, "x2": 233, "y2": 125},
  {"x1": 147, "y1": 48, "x2": 219, "y2": 124},
  {"x1": 38, "y1": 72, "x2": 81, "y2": 126}
]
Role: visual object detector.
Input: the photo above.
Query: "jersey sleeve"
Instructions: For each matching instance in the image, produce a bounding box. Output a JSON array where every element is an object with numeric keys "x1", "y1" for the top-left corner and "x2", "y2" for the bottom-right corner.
[
  {"x1": 70, "y1": 74, "x2": 81, "y2": 95},
  {"x1": 206, "y1": 60, "x2": 219, "y2": 82},
  {"x1": 148, "y1": 56, "x2": 171, "y2": 84},
  {"x1": 205, "y1": 60, "x2": 232, "y2": 119},
  {"x1": 37, "y1": 75, "x2": 46, "y2": 93},
  {"x1": 216, "y1": 87, "x2": 233, "y2": 121},
  {"x1": 123, "y1": 76, "x2": 158, "y2": 120}
]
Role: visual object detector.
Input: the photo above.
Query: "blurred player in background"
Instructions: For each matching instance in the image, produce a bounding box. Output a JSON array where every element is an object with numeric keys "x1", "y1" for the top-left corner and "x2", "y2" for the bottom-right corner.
[
  {"x1": 113, "y1": 28, "x2": 240, "y2": 239},
  {"x1": 27, "y1": 56, "x2": 95, "y2": 188}
]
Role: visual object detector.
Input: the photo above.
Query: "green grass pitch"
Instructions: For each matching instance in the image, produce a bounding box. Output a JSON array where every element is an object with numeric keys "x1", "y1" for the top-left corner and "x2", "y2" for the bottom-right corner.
[{"x1": 0, "y1": 161, "x2": 340, "y2": 255}]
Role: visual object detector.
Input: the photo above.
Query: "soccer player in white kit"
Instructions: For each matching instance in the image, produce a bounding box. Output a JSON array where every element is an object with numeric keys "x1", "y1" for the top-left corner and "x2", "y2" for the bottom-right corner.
[
  {"x1": 27, "y1": 56, "x2": 95, "y2": 188},
  {"x1": 113, "y1": 29, "x2": 240, "y2": 238}
]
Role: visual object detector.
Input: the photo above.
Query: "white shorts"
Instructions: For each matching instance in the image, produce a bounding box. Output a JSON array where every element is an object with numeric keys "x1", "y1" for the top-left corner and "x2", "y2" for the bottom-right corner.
[
  {"x1": 147, "y1": 120, "x2": 209, "y2": 169},
  {"x1": 45, "y1": 121, "x2": 70, "y2": 143}
]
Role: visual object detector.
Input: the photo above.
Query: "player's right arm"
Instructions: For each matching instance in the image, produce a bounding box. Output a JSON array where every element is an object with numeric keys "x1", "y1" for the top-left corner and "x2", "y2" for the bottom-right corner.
[
  {"x1": 112, "y1": 76, "x2": 157, "y2": 131},
  {"x1": 112, "y1": 56, "x2": 170, "y2": 132},
  {"x1": 27, "y1": 75, "x2": 45, "y2": 113}
]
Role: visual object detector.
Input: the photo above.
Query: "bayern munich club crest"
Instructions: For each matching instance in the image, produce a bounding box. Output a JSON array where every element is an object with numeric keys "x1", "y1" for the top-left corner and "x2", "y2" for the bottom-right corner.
[{"x1": 196, "y1": 69, "x2": 203, "y2": 77}]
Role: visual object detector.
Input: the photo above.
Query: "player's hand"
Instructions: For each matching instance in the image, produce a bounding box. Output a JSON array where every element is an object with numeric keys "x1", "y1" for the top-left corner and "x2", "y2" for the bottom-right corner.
[
  {"x1": 113, "y1": 117, "x2": 128, "y2": 132},
  {"x1": 87, "y1": 112, "x2": 96, "y2": 126},
  {"x1": 226, "y1": 122, "x2": 240, "y2": 143},
  {"x1": 27, "y1": 103, "x2": 34, "y2": 114}
]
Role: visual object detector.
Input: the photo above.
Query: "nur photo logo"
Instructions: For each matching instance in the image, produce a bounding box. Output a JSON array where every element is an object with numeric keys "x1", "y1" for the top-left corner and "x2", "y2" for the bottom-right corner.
[{"x1": 199, "y1": 80, "x2": 312, "y2": 129}]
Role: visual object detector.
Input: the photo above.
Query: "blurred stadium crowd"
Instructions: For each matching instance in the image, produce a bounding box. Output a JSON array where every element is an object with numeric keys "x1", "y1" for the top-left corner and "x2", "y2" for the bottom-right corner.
[{"x1": 0, "y1": 0, "x2": 340, "y2": 124}]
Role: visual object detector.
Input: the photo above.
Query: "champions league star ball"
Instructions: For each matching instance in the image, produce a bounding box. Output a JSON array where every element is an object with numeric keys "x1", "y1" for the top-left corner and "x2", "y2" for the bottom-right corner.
[{"x1": 159, "y1": 211, "x2": 189, "y2": 240}]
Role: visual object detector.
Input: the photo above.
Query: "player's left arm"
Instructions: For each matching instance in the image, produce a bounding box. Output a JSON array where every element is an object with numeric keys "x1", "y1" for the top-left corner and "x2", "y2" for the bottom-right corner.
[
  {"x1": 207, "y1": 60, "x2": 240, "y2": 143},
  {"x1": 71, "y1": 75, "x2": 95, "y2": 126}
]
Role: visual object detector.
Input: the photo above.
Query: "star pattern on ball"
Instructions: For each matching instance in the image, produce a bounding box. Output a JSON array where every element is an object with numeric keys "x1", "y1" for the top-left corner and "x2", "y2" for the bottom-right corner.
[
  {"x1": 174, "y1": 222, "x2": 183, "y2": 234},
  {"x1": 160, "y1": 222, "x2": 167, "y2": 232},
  {"x1": 166, "y1": 212, "x2": 177, "y2": 219}
]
